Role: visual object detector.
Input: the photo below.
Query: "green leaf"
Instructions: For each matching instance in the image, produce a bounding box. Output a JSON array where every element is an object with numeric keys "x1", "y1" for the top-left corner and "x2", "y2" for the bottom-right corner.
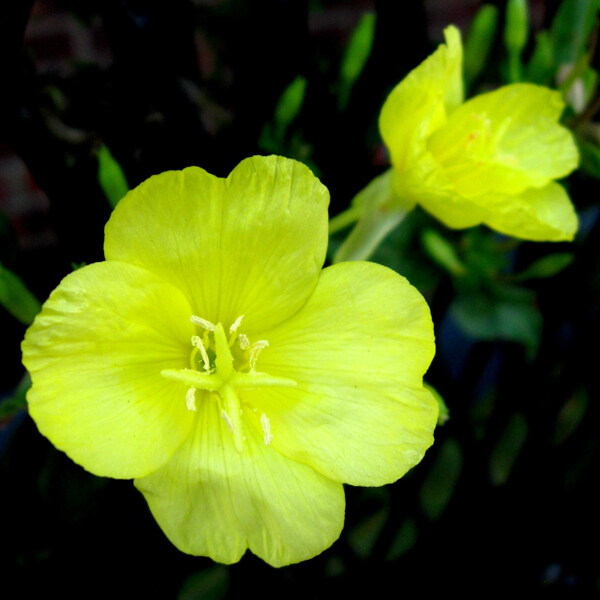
[
  {"x1": 385, "y1": 518, "x2": 418, "y2": 561},
  {"x1": 421, "y1": 228, "x2": 466, "y2": 276},
  {"x1": 0, "y1": 261, "x2": 41, "y2": 325},
  {"x1": 504, "y1": 0, "x2": 529, "y2": 82},
  {"x1": 504, "y1": 0, "x2": 529, "y2": 55},
  {"x1": 347, "y1": 504, "x2": 389, "y2": 559},
  {"x1": 512, "y1": 252, "x2": 573, "y2": 281},
  {"x1": 97, "y1": 144, "x2": 129, "y2": 209},
  {"x1": 553, "y1": 388, "x2": 588, "y2": 445},
  {"x1": 550, "y1": 0, "x2": 600, "y2": 66},
  {"x1": 525, "y1": 31, "x2": 555, "y2": 84},
  {"x1": 576, "y1": 137, "x2": 600, "y2": 179},
  {"x1": 178, "y1": 566, "x2": 230, "y2": 600},
  {"x1": 0, "y1": 373, "x2": 30, "y2": 420},
  {"x1": 259, "y1": 76, "x2": 308, "y2": 153},
  {"x1": 489, "y1": 413, "x2": 528, "y2": 486},
  {"x1": 338, "y1": 12, "x2": 376, "y2": 110},
  {"x1": 449, "y1": 289, "x2": 542, "y2": 357},
  {"x1": 464, "y1": 4, "x2": 499, "y2": 87},
  {"x1": 274, "y1": 75, "x2": 308, "y2": 138},
  {"x1": 420, "y1": 437, "x2": 462, "y2": 521}
]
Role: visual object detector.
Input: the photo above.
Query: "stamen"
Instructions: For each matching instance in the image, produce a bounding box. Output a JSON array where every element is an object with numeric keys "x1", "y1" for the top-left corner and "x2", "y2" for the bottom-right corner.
[
  {"x1": 221, "y1": 409, "x2": 234, "y2": 433},
  {"x1": 186, "y1": 387, "x2": 197, "y2": 411},
  {"x1": 249, "y1": 340, "x2": 269, "y2": 370},
  {"x1": 238, "y1": 334, "x2": 250, "y2": 350},
  {"x1": 260, "y1": 413, "x2": 272, "y2": 445},
  {"x1": 192, "y1": 335, "x2": 211, "y2": 371},
  {"x1": 190, "y1": 315, "x2": 216, "y2": 331},
  {"x1": 229, "y1": 315, "x2": 244, "y2": 334},
  {"x1": 228, "y1": 315, "x2": 245, "y2": 346}
]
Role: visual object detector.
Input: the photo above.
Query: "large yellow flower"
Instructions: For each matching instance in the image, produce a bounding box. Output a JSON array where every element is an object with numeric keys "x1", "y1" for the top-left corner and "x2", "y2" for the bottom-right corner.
[
  {"x1": 379, "y1": 25, "x2": 579, "y2": 241},
  {"x1": 22, "y1": 156, "x2": 437, "y2": 567}
]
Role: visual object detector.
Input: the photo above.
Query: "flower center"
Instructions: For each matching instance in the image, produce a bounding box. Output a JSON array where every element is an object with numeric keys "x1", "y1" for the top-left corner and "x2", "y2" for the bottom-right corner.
[{"x1": 161, "y1": 314, "x2": 295, "y2": 452}]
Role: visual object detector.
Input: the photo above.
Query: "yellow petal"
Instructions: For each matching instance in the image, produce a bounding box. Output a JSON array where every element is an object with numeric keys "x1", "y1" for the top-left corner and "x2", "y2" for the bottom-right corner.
[
  {"x1": 135, "y1": 401, "x2": 345, "y2": 567},
  {"x1": 427, "y1": 83, "x2": 579, "y2": 197},
  {"x1": 251, "y1": 261, "x2": 438, "y2": 486},
  {"x1": 480, "y1": 181, "x2": 578, "y2": 241},
  {"x1": 104, "y1": 156, "x2": 329, "y2": 335},
  {"x1": 22, "y1": 262, "x2": 196, "y2": 479},
  {"x1": 391, "y1": 165, "x2": 486, "y2": 229},
  {"x1": 379, "y1": 25, "x2": 463, "y2": 173}
]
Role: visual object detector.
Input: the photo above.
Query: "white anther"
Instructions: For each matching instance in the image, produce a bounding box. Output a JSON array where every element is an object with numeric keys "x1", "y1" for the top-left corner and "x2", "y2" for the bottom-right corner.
[
  {"x1": 229, "y1": 315, "x2": 244, "y2": 334},
  {"x1": 260, "y1": 413, "x2": 272, "y2": 446},
  {"x1": 238, "y1": 334, "x2": 250, "y2": 350},
  {"x1": 221, "y1": 409, "x2": 234, "y2": 433},
  {"x1": 191, "y1": 335, "x2": 211, "y2": 371},
  {"x1": 190, "y1": 315, "x2": 216, "y2": 331},
  {"x1": 186, "y1": 387, "x2": 197, "y2": 411},
  {"x1": 249, "y1": 340, "x2": 269, "y2": 370}
]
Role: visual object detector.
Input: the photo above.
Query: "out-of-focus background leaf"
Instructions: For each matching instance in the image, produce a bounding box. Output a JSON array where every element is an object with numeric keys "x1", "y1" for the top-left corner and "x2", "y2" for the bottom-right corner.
[{"x1": 0, "y1": 1, "x2": 599, "y2": 597}]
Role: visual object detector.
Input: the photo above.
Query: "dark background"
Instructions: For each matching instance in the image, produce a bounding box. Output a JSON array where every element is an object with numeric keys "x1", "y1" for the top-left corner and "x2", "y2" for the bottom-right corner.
[{"x1": 1, "y1": 1, "x2": 598, "y2": 597}]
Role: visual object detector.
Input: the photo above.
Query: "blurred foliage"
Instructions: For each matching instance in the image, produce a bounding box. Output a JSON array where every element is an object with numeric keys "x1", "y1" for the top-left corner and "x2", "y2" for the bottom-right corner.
[
  {"x1": 338, "y1": 12, "x2": 376, "y2": 110},
  {"x1": 96, "y1": 144, "x2": 130, "y2": 209},
  {"x1": 464, "y1": 5, "x2": 499, "y2": 87},
  {"x1": 0, "y1": 261, "x2": 40, "y2": 325},
  {"x1": 0, "y1": 0, "x2": 599, "y2": 597}
]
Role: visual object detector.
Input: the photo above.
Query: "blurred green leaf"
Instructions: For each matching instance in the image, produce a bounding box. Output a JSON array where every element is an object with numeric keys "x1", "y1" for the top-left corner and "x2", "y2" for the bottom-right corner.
[
  {"x1": 461, "y1": 228, "x2": 512, "y2": 277},
  {"x1": 338, "y1": 12, "x2": 376, "y2": 110},
  {"x1": 385, "y1": 518, "x2": 418, "y2": 561},
  {"x1": 0, "y1": 372, "x2": 30, "y2": 420},
  {"x1": 178, "y1": 566, "x2": 230, "y2": 600},
  {"x1": 504, "y1": 0, "x2": 529, "y2": 55},
  {"x1": 576, "y1": 137, "x2": 600, "y2": 179},
  {"x1": 464, "y1": 4, "x2": 499, "y2": 87},
  {"x1": 0, "y1": 261, "x2": 41, "y2": 325},
  {"x1": 449, "y1": 288, "x2": 542, "y2": 357},
  {"x1": 525, "y1": 31, "x2": 554, "y2": 84},
  {"x1": 512, "y1": 252, "x2": 573, "y2": 281},
  {"x1": 550, "y1": 0, "x2": 600, "y2": 66},
  {"x1": 553, "y1": 387, "x2": 588, "y2": 445},
  {"x1": 259, "y1": 76, "x2": 308, "y2": 154},
  {"x1": 420, "y1": 437, "x2": 462, "y2": 521},
  {"x1": 97, "y1": 144, "x2": 129, "y2": 209},
  {"x1": 38, "y1": 448, "x2": 109, "y2": 524},
  {"x1": 347, "y1": 504, "x2": 389, "y2": 559},
  {"x1": 504, "y1": 0, "x2": 529, "y2": 82},
  {"x1": 274, "y1": 75, "x2": 307, "y2": 137},
  {"x1": 489, "y1": 413, "x2": 528, "y2": 486},
  {"x1": 421, "y1": 228, "x2": 466, "y2": 276}
]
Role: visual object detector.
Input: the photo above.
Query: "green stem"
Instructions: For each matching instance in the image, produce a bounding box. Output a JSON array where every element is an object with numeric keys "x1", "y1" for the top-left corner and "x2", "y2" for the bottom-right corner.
[
  {"x1": 329, "y1": 204, "x2": 365, "y2": 234},
  {"x1": 333, "y1": 205, "x2": 409, "y2": 263}
]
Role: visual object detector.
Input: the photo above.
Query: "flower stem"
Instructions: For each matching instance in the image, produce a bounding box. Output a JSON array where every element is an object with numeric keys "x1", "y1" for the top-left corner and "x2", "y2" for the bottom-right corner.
[
  {"x1": 333, "y1": 205, "x2": 408, "y2": 263},
  {"x1": 329, "y1": 204, "x2": 365, "y2": 234}
]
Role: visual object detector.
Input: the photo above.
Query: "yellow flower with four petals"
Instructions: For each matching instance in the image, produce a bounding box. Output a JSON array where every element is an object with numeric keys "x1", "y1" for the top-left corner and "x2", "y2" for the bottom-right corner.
[{"x1": 22, "y1": 156, "x2": 437, "y2": 566}]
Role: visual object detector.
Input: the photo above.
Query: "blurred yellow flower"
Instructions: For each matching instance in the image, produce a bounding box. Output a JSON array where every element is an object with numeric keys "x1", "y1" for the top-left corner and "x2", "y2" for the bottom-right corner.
[
  {"x1": 22, "y1": 156, "x2": 437, "y2": 567},
  {"x1": 381, "y1": 25, "x2": 579, "y2": 241},
  {"x1": 334, "y1": 26, "x2": 579, "y2": 262}
]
